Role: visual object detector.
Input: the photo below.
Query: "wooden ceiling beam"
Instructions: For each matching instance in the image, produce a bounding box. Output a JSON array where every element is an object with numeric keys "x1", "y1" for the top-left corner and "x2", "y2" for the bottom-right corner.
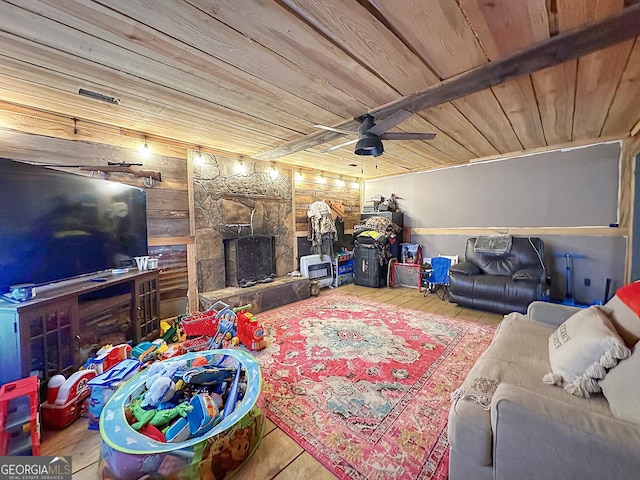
[
  {"x1": 375, "y1": 3, "x2": 640, "y2": 117},
  {"x1": 255, "y1": 3, "x2": 640, "y2": 161}
]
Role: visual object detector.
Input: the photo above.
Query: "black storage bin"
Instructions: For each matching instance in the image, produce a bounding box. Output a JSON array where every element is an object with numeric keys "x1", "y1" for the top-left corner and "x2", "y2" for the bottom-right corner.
[{"x1": 354, "y1": 245, "x2": 387, "y2": 287}]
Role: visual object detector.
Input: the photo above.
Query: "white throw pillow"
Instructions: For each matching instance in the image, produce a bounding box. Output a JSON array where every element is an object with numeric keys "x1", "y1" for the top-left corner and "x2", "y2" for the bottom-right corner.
[
  {"x1": 543, "y1": 306, "x2": 631, "y2": 397},
  {"x1": 599, "y1": 343, "x2": 640, "y2": 425}
]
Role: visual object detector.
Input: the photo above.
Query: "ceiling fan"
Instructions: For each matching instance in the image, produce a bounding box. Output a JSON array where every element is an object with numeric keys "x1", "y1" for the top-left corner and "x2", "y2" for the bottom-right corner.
[{"x1": 315, "y1": 109, "x2": 435, "y2": 157}]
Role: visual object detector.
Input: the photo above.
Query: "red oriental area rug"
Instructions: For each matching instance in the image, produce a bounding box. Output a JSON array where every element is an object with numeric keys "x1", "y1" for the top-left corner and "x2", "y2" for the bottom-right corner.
[{"x1": 254, "y1": 293, "x2": 496, "y2": 480}]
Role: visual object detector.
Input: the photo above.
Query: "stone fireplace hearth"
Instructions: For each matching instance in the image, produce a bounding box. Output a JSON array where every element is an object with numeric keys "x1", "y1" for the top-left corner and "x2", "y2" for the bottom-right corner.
[{"x1": 199, "y1": 275, "x2": 310, "y2": 314}]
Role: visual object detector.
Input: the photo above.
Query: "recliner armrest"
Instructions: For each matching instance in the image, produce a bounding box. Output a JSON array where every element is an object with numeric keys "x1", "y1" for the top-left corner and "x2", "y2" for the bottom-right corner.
[
  {"x1": 526, "y1": 301, "x2": 582, "y2": 327},
  {"x1": 450, "y1": 262, "x2": 481, "y2": 276},
  {"x1": 491, "y1": 383, "x2": 640, "y2": 480},
  {"x1": 511, "y1": 266, "x2": 544, "y2": 283}
]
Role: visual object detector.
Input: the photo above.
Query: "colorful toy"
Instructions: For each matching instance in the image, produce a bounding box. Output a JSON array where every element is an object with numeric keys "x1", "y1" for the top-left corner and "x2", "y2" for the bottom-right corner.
[
  {"x1": 86, "y1": 358, "x2": 141, "y2": 430},
  {"x1": 222, "y1": 365, "x2": 242, "y2": 420},
  {"x1": 138, "y1": 424, "x2": 166, "y2": 443},
  {"x1": 210, "y1": 319, "x2": 236, "y2": 349},
  {"x1": 234, "y1": 309, "x2": 266, "y2": 351},
  {"x1": 215, "y1": 304, "x2": 237, "y2": 323},
  {"x1": 41, "y1": 369, "x2": 97, "y2": 430},
  {"x1": 0, "y1": 376, "x2": 41, "y2": 456},
  {"x1": 131, "y1": 341, "x2": 154, "y2": 360},
  {"x1": 129, "y1": 398, "x2": 193, "y2": 431},
  {"x1": 161, "y1": 342, "x2": 184, "y2": 359},
  {"x1": 131, "y1": 339, "x2": 168, "y2": 363},
  {"x1": 83, "y1": 343, "x2": 131, "y2": 375},
  {"x1": 187, "y1": 393, "x2": 221, "y2": 436},
  {"x1": 107, "y1": 344, "x2": 132, "y2": 367},
  {"x1": 160, "y1": 320, "x2": 183, "y2": 344},
  {"x1": 99, "y1": 350, "x2": 264, "y2": 480},
  {"x1": 179, "y1": 302, "x2": 266, "y2": 352},
  {"x1": 181, "y1": 366, "x2": 236, "y2": 385},
  {"x1": 164, "y1": 416, "x2": 191, "y2": 443},
  {"x1": 181, "y1": 336, "x2": 211, "y2": 353},
  {"x1": 181, "y1": 310, "x2": 218, "y2": 337},
  {"x1": 141, "y1": 359, "x2": 187, "y2": 409}
]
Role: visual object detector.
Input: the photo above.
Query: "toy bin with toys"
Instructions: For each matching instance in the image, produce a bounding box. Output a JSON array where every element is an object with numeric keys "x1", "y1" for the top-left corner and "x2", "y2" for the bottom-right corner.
[{"x1": 98, "y1": 349, "x2": 264, "y2": 480}]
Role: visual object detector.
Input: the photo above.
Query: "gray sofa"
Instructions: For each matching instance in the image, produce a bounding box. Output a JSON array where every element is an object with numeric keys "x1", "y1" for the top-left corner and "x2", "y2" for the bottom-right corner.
[{"x1": 448, "y1": 288, "x2": 640, "y2": 480}]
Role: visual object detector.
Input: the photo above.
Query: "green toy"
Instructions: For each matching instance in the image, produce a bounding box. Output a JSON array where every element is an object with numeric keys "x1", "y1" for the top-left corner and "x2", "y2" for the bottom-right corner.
[{"x1": 130, "y1": 398, "x2": 194, "y2": 430}]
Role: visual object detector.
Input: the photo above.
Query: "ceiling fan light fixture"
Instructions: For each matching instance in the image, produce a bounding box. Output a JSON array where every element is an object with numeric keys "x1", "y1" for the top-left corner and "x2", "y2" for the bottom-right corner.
[{"x1": 354, "y1": 135, "x2": 384, "y2": 157}]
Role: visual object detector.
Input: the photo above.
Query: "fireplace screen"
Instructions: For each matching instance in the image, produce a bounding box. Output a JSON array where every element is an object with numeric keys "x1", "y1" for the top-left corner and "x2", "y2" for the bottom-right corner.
[{"x1": 224, "y1": 235, "x2": 276, "y2": 287}]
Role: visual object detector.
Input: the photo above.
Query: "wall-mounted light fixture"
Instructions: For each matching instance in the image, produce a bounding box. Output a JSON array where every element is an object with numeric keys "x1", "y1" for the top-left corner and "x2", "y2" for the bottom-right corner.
[
  {"x1": 269, "y1": 162, "x2": 279, "y2": 180},
  {"x1": 139, "y1": 135, "x2": 151, "y2": 156},
  {"x1": 235, "y1": 156, "x2": 246, "y2": 174},
  {"x1": 318, "y1": 172, "x2": 326, "y2": 184},
  {"x1": 295, "y1": 171, "x2": 304, "y2": 181},
  {"x1": 193, "y1": 146, "x2": 204, "y2": 165}
]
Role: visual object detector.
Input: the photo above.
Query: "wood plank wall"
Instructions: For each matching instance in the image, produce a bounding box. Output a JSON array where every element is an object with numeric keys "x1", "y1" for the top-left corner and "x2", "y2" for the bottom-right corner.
[
  {"x1": 0, "y1": 105, "x2": 193, "y2": 317},
  {"x1": 0, "y1": 103, "x2": 365, "y2": 314},
  {"x1": 293, "y1": 171, "x2": 361, "y2": 262}
]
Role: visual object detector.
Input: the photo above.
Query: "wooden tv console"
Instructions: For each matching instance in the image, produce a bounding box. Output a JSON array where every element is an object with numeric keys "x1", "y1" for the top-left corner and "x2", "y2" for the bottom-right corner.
[{"x1": 0, "y1": 269, "x2": 160, "y2": 390}]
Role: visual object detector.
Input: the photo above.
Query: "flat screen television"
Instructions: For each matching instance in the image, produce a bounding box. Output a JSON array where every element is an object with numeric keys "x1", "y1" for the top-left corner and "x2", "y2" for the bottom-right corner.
[{"x1": 0, "y1": 158, "x2": 148, "y2": 295}]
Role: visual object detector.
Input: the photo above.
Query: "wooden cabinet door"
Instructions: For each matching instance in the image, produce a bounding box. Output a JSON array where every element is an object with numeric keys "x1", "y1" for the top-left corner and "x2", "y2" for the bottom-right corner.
[
  {"x1": 134, "y1": 273, "x2": 160, "y2": 343},
  {"x1": 22, "y1": 301, "x2": 76, "y2": 384}
]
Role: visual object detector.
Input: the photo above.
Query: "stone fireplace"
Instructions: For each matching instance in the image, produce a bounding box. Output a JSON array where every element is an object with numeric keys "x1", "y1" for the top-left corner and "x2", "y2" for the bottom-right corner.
[
  {"x1": 224, "y1": 235, "x2": 276, "y2": 287},
  {"x1": 193, "y1": 152, "x2": 295, "y2": 295}
]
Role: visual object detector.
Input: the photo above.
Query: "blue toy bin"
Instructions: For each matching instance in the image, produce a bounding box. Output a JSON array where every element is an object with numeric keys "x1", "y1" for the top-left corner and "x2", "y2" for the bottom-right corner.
[{"x1": 98, "y1": 349, "x2": 264, "y2": 480}]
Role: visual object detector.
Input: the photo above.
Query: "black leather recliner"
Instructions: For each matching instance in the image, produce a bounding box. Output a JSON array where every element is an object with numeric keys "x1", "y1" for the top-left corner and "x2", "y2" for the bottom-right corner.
[{"x1": 449, "y1": 237, "x2": 547, "y2": 314}]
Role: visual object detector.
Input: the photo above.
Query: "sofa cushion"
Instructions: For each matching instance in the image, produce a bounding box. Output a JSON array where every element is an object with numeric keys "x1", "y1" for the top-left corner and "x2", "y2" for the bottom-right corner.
[
  {"x1": 449, "y1": 274, "x2": 541, "y2": 315},
  {"x1": 599, "y1": 342, "x2": 640, "y2": 425},
  {"x1": 545, "y1": 306, "x2": 631, "y2": 397}
]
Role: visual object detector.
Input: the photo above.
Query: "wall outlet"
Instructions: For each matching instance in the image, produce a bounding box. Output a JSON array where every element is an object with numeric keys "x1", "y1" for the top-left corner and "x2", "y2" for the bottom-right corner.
[{"x1": 584, "y1": 278, "x2": 591, "y2": 287}]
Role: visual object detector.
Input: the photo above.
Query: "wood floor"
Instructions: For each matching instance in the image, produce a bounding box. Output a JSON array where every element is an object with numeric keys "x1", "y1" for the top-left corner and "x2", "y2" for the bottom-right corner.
[{"x1": 40, "y1": 284, "x2": 503, "y2": 479}]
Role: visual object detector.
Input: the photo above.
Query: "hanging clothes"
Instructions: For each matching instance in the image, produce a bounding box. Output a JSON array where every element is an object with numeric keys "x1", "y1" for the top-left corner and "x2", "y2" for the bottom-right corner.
[{"x1": 307, "y1": 201, "x2": 337, "y2": 258}]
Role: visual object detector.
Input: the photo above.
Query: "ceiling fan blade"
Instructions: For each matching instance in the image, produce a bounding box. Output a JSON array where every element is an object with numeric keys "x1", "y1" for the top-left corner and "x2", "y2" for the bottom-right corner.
[
  {"x1": 314, "y1": 124, "x2": 357, "y2": 135},
  {"x1": 319, "y1": 138, "x2": 359, "y2": 153},
  {"x1": 380, "y1": 132, "x2": 436, "y2": 140},
  {"x1": 367, "y1": 109, "x2": 413, "y2": 136}
]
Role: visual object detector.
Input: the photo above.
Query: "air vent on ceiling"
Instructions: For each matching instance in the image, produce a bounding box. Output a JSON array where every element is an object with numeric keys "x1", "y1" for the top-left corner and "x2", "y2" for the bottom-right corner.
[{"x1": 78, "y1": 88, "x2": 120, "y2": 105}]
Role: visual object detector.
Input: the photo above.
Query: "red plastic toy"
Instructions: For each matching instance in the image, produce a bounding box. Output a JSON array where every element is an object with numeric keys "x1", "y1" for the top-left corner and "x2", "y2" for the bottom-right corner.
[
  {"x1": 41, "y1": 369, "x2": 97, "y2": 429},
  {"x1": 235, "y1": 310, "x2": 266, "y2": 351},
  {"x1": 181, "y1": 310, "x2": 219, "y2": 337}
]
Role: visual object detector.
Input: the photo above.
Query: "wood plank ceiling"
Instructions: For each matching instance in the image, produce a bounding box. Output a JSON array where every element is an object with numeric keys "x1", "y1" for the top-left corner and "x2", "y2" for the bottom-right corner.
[{"x1": 0, "y1": 0, "x2": 638, "y2": 179}]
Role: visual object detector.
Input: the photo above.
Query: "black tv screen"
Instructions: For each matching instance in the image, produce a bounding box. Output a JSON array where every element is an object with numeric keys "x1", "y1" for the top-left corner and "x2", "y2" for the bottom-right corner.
[{"x1": 0, "y1": 158, "x2": 148, "y2": 294}]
